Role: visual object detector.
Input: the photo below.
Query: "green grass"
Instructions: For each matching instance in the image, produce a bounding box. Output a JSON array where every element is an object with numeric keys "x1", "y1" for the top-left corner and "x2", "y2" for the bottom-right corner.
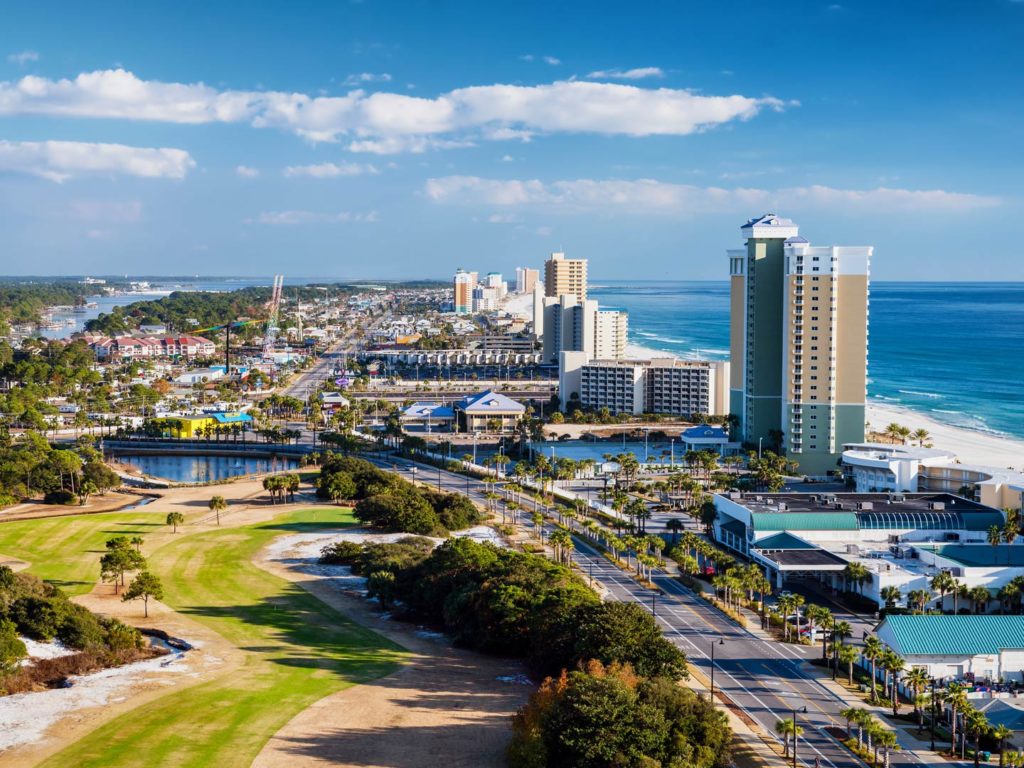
[
  {"x1": 0, "y1": 511, "x2": 170, "y2": 594},
  {"x1": 1, "y1": 507, "x2": 405, "y2": 768}
]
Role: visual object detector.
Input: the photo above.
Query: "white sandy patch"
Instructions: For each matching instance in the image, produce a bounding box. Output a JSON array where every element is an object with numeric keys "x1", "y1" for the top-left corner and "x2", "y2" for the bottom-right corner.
[
  {"x1": 19, "y1": 638, "x2": 78, "y2": 662},
  {"x1": 0, "y1": 651, "x2": 191, "y2": 752},
  {"x1": 262, "y1": 526, "x2": 507, "y2": 596},
  {"x1": 867, "y1": 402, "x2": 1024, "y2": 469},
  {"x1": 501, "y1": 292, "x2": 533, "y2": 317}
]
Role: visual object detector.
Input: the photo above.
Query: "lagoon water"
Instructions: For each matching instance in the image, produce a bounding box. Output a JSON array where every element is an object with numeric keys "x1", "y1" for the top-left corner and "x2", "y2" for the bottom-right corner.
[
  {"x1": 591, "y1": 281, "x2": 1024, "y2": 441},
  {"x1": 118, "y1": 454, "x2": 299, "y2": 483}
]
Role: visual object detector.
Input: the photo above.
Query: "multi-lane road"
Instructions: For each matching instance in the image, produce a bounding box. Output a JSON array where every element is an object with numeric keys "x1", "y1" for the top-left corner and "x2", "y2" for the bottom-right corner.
[{"x1": 371, "y1": 453, "x2": 939, "y2": 768}]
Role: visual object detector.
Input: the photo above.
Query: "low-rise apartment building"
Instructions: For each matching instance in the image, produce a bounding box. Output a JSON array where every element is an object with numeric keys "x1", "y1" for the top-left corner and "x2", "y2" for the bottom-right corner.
[{"x1": 560, "y1": 355, "x2": 729, "y2": 417}]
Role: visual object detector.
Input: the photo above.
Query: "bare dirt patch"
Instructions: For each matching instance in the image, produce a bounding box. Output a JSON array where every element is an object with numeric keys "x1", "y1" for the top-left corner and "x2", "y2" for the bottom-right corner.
[{"x1": 254, "y1": 546, "x2": 532, "y2": 768}]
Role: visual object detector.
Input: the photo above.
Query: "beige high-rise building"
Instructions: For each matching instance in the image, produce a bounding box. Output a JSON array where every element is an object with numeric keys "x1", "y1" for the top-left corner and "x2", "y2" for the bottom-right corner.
[
  {"x1": 453, "y1": 269, "x2": 477, "y2": 314},
  {"x1": 544, "y1": 251, "x2": 587, "y2": 301},
  {"x1": 728, "y1": 213, "x2": 871, "y2": 476}
]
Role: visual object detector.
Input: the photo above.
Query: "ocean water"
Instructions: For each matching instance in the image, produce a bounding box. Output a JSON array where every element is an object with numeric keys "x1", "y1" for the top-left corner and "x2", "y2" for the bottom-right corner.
[{"x1": 590, "y1": 281, "x2": 1024, "y2": 441}]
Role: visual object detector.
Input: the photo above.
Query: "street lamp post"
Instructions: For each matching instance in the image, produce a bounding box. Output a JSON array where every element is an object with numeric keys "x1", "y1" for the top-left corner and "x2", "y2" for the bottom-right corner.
[
  {"x1": 758, "y1": 436, "x2": 763, "y2": 460},
  {"x1": 793, "y1": 705, "x2": 807, "y2": 768},
  {"x1": 670, "y1": 438, "x2": 675, "y2": 468},
  {"x1": 710, "y1": 637, "x2": 724, "y2": 700}
]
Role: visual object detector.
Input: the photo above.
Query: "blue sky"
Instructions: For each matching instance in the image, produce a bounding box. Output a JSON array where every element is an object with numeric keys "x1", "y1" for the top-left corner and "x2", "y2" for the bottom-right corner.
[{"x1": 0, "y1": 0, "x2": 1021, "y2": 280}]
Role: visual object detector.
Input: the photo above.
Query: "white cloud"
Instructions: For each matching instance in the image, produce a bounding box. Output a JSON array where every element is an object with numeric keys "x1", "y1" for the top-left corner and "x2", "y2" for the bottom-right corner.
[
  {"x1": 69, "y1": 200, "x2": 143, "y2": 222},
  {"x1": 283, "y1": 161, "x2": 378, "y2": 177},
  {"x1": 343, "y1": 72, "x2": 392, "y2": 86},
  {"x1": 425, "y1": 176, "x2": 1001, "y2": 214},
  {"x1": 586, "y1": 67, "x2": 665, "y2": 80},
  {"x1": 0, "y1": 139, "x2": 194, "y2": 182},
  {"x1": 7, "y1": 50, "x2": 39, "y2": 66},
  {"x1": 0, "y1": 68, "x2": 788, "y2": 148},
  {"x1": 520, "y1": 55, "x2": 561, "y2": 65},
  {"x1": 347, "y1": 136, "x2": 475, "y2": 154},
  {"x1": 235, "y1": 164, "x2": 259, "y2": 178},
  {"x1": 254, "y1": 209, "x2": 379, "y2": 225},
  {"x1": 487, "y1": 212, "x2": 520, "y2": 223}
]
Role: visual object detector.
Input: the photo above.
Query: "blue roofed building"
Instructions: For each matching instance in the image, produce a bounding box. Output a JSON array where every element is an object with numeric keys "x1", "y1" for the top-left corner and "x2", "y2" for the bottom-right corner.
[{"x1": 875, "y1": 614, "x2": 1024, "y2": 683}]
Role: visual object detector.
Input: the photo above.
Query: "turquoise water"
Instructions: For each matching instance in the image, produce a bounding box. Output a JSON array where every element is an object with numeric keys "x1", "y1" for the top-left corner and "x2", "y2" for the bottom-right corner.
[{"x1": 590, "y1": 281, "x2": 1024, "y2": 441}]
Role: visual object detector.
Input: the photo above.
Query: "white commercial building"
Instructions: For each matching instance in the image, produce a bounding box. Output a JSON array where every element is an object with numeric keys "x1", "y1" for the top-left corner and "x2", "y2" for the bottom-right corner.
[
  {"x1": 559, "y1": 355, "x2": 729, "y2": 417},
  {"x1": 843, "y1": 442, "x2": 1024, "y2": 511}
]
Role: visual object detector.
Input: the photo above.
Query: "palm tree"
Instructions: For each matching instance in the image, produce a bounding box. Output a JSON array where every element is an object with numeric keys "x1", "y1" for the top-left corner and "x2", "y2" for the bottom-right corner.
[
  {"x1": 208, "y1": 494, "x2": 227, "y2": 525},
  {"x1": 850, "y1": 708, "x2": 873, "y2": 751},
  {"x1": 881, "y1": 585, "x2": 902, "y2": 609},
  {"x1": 775, "y1": 717, "x2": 803, "y2": 759},
  {"x1": 944, "y1": 682, "x2": 969, "y2": 755},
  {"x1": 806, "y1": 604, "x2": 833, "y2": 660},
  {"x1": 994, "y1": 724, "x2": 1014, "y2": 767},
  {"x1": 876, "y1": 728, "x2": 900, "y2": 768},
  {"x1": 908, "y1": 588, "x2": 931, "y2": 614},
  {"x1": 904, "y1": 667, "x2": 930, "y2": 732},
  {"x1": 965, "y1": 707, "x2": 991, "y2": 768},
  {"x1": 882, "y1": 650, "x2": 905, "y2": 714},
  {"x1": 912, "y1": 427, "x2": 930, "y2": 446},
  {"x1": 843, "y1": 561, "x2": 870, "y2": 597},
  {"x1": 970, "y1": 585, "x2": 991, "y2": 614},
  {"x1": 990, "y1": 524, "x2": 1004, "y2": 562},
  {"x1": 863, "y1": 635, "x2": 883, "y2": 702},
  {"x1": 931, "y1": 570, "x2": 955, "y2": 612},
  {"x1": 839, "y1": 643, "x2": 859, "y2": 685},
  {"x1": 839, "y1": 706, "x2": 859, "y2": 741}
]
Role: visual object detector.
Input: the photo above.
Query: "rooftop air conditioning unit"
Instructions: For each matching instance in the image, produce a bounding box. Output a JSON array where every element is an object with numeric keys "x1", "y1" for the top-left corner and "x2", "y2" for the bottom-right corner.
[
  {"x1": 778, "y1": 503, "x2": 789, "y2": 512},
  {"x1": 858, "y1": 502, "x2": 874, "y2": 511},
  {"x1": 846, "y1": 544, "x2": 860, "y2": 554},
  {"x1": 928, "y1": 502, "x2": 946, "y2": 511}
]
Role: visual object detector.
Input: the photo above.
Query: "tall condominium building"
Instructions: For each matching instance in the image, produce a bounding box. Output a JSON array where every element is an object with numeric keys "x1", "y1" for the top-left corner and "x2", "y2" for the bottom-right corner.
[
  {"x1": 559, "y1": 355, "x2": 729, "y2": 417},
  {"x1": 453, "y1": 269, "x2": 476, "y2": 314},
  {"x1": 541, "y1": 297, "x2": 628, "y2": 364},
  {"x1": 594, "y1": 309, "x2": 628, "y2": 359},
  {"x1": 544, "y1": 251, "x2": 588, "y2": 301},
  {"x1": 728, "y1": 213, "x2": 871, "y2": 476},
  {"x1": 515, "y1": 267, "x2": 539, "y2": 294}
]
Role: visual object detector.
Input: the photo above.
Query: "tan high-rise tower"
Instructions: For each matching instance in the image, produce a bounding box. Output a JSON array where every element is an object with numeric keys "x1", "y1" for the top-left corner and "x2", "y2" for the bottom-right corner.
[
  {"x1": 728, "y1": 214, "x2": 871, "y2": 476},
  {"x1": 544, "y1": 251, "x2": 587, "y2": 301}
]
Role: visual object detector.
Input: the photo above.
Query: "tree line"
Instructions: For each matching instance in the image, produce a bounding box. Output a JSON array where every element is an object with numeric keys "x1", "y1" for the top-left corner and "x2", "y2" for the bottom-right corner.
[
  {"x1": 316, "y1": 454, "x2": 483, "y2": 535},
  {"x1": 318, "y1": 535, "x2": 730, "y2": 767}
]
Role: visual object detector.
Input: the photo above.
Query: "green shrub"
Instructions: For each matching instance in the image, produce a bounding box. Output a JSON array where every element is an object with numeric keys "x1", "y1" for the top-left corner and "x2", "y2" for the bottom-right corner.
[{"x1": 43, "y1": 489, "x2": 78, "y2": 506}]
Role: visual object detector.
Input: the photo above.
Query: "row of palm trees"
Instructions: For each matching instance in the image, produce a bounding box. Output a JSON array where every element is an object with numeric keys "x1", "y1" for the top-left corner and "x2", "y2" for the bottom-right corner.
[
  {"x1": 881, "y1": 422, "x2": 931, "y2": 447},
  {"x1": 262, "y1": 473, "x2": 299, "y2": 503},
  {"x1": 858, "y1": 635, "x2": 1016, "y2": 766},
  {"x1": 874, "y1": 563, "x2": 1024, "y2": 615},
  {"x1": 832, "y1": 708, "x2": 900, "y2": 767}
]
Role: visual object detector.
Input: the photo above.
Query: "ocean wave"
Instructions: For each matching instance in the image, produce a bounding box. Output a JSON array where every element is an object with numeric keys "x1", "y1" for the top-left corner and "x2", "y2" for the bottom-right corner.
[
  {"x1": 635, "y1": 331, "x2": 689, "y2": 345},
  {"x1": 898, "y1": 389, "x2": 943, "y2": 399}
]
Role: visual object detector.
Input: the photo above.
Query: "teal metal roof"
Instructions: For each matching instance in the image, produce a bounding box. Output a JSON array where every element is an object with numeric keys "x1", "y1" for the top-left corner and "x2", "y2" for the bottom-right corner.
[
  {"x1": 880, "y1": 615, "x2": 1024, "y2": 656},
  {"x1": 721, "y1": 519, "x2": 746, "y2": 537},
  {"x1": 752, "y1": 532, "x2": 818, "y2": 550},
  {"x1": 927, "y1": 544, "x2": 1024, "y2": 567},
  {"x1": 751, "y1": 512, "x2": 859, "y2": 532}
]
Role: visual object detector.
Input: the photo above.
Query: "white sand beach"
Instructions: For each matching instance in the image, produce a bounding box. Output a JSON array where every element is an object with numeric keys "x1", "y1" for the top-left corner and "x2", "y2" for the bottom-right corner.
[{"x1": 866, "y1": 402, "x2": 1024, "y2": 470}]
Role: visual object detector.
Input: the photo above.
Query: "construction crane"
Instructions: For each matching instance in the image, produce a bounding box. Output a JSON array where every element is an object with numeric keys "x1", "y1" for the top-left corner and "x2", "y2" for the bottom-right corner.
[{"x1": 262, "y1": 274, "x2": 284, "y2": 361}]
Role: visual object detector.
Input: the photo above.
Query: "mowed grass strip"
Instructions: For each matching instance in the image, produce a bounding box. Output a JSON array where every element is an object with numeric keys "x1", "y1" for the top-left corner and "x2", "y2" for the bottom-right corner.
[
  {"x1": 9, "y1": 507, "x2": 405, "y2": 768},
  {"x1": 0, "y1": 511, "x2": 168, "y2": 594}
]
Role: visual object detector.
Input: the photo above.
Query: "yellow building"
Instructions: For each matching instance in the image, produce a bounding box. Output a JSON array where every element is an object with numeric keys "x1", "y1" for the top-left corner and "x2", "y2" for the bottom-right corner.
[
  {"x1": 544, "y1": 251, "x2": 588, "y2": 301},
  {"x1": 152, "y1": 412, "x2": 253, "y2": 439}
]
